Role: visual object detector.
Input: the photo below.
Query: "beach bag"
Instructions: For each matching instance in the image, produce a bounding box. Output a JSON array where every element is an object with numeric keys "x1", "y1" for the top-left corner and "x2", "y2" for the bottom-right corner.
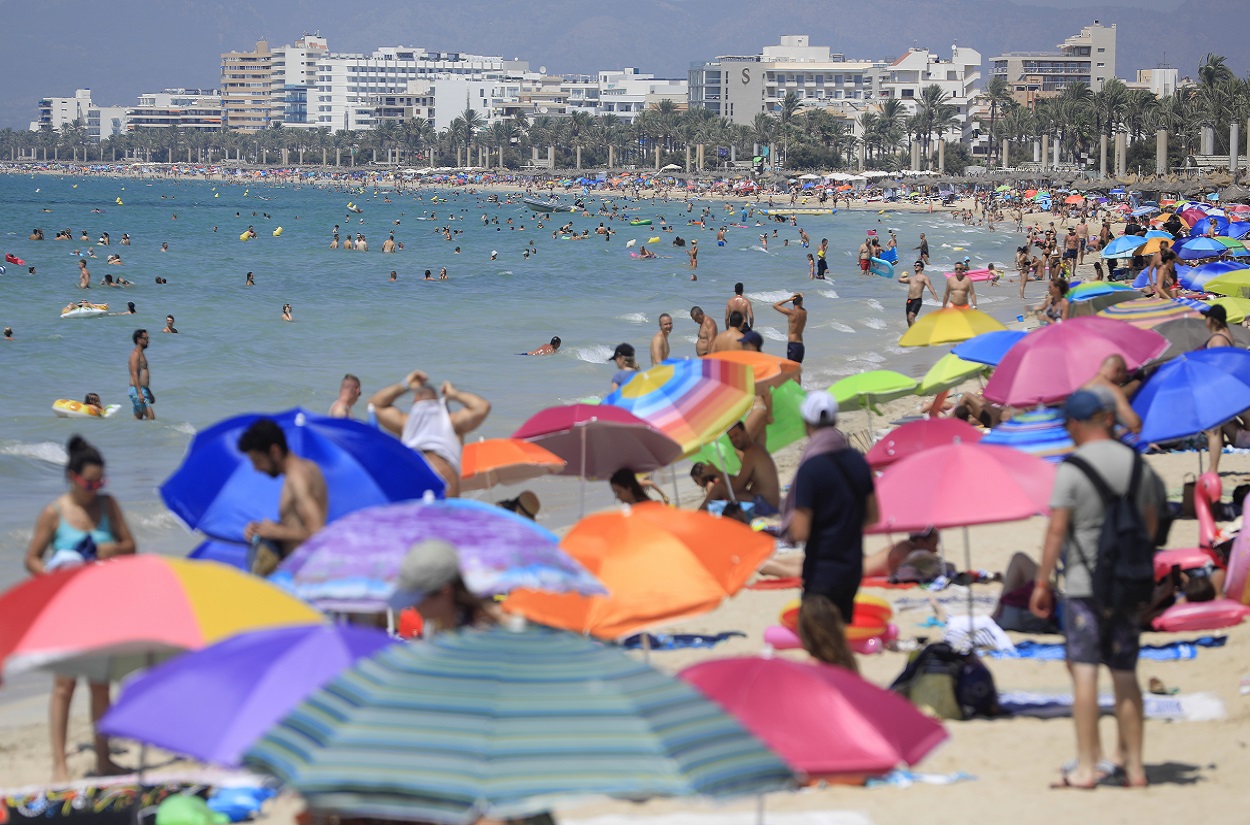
[
  {"x1": 890, "y1": 642, "x2": 1000, "y2": 720},
  {"x1": 1064, "y1": 453, "x2": 1157, "y2": 616},
  {"x1": 1180, "y1": 473, "x2": 1197, "y2": 519}
]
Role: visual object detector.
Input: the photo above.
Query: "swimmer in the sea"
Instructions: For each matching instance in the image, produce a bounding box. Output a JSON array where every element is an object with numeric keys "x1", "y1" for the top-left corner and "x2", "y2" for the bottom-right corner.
[
  {"x1": 526, "y1": 336, "x2": 561, "y2": 356},
  {"x1": 282, "y1": 303, "x2": 293, "y2": 322}
]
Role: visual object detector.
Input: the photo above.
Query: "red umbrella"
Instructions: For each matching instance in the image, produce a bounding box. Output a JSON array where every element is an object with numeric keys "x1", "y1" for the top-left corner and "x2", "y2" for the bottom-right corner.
[
  {"x1": 982, "y1": 317, "x2": 1167, "y2": 407},
  {"x1": 512, "y1": 404, "x2": 682, "y2": 479},
  {"x1": 870, "y1": 442, "x2": 1054, "y2": 533},
  {"x1": 679, "y1": 656, "x2": 947, "y2": 781},
  {"x1": 864, "y1": 418, "x2": 983, "y2": 469}
]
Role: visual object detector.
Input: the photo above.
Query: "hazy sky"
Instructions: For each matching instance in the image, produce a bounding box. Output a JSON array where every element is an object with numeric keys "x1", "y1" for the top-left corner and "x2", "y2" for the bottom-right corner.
[{"x1": 2, "y1": 0, "x2": 1242, "y2": 130}]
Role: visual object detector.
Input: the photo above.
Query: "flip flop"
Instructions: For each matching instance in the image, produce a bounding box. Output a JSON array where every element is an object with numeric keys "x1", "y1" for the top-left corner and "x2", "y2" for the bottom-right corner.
[
  {"x1": 1050, "y1": 773, "x2": 1097, "y2": 790},
  {"x1": 1061, "y1": 758, "x2": 1122, "y2": 781}
]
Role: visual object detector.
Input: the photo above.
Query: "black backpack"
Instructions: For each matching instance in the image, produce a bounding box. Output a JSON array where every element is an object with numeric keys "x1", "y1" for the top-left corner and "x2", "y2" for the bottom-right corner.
[
  {"x1": 1063, "y1": 453, "x2": 1157, "y2": 616},
  {"x1": 889, "y1": 642, "x2": 1001, "y2": 720}
]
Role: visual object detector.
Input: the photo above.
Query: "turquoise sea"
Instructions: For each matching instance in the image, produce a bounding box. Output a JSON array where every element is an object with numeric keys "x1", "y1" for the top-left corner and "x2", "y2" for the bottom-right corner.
[{"x1": 0, "y1": 173, "x2": 1027, "y2": 589}]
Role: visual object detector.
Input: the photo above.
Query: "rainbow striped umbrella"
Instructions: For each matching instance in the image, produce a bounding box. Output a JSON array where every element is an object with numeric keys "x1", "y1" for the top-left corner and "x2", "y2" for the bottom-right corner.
[
  {"x1": 1096, "y1": 297, "x2": 1203, "y2": 329},
  {"x1": 603, "y1": 358, "x2": 754, "y2": 457},
  {"x1": 244, "y1": 624, "x2": 793, "y2": 825},
  {"x1": 981, "y1": 408, "x2": 1074, "y2": 463}
]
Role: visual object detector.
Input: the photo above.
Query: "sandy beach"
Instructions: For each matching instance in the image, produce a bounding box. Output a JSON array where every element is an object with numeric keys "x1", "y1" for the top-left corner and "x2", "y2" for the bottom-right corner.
[{"x1": 2, "y1": 166, "x2": 1242, "y2": 825}]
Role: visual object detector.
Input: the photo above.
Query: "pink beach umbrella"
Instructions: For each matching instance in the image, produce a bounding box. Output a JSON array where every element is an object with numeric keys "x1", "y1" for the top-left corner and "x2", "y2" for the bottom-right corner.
[
  {"x1": 864, "y1": 418, "x2": 983, "y2": 470},
  {"x1": 679, "y1": 656, "x2": 947, "y2": 781},
  {"x1": 869, "y1": 442, "x2": 1056, "y2": 617},
  {"x1": 982, "y1": 317, "x2": 1168, "y2": 407}
]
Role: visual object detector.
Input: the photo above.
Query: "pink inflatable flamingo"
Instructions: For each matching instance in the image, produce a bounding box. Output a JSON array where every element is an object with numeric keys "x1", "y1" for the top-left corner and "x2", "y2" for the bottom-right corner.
[{"x1": 1153, "y1": 472, "x2": 1222, "y2": 580}]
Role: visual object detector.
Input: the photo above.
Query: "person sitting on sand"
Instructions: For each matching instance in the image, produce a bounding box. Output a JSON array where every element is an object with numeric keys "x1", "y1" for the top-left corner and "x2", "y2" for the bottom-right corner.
[
  {"x1": 1034, "y1": 279, "x2": 1070, "y2": 325},
  {"x1": 1082, "y1": 354, "x2": 1141, "y2": 435},
  {"x1": 497, "y1": 491, "x2": 541, "y2": 521},
  {"x1": 698, "y1": 421, "x2": 780, "y2": 515},
  {"x1": 609, "y1": 468, "x2": 669, "y2": 505},
  {"x1": 369, "y1": 369, "x2": 491, "y2": 498}
]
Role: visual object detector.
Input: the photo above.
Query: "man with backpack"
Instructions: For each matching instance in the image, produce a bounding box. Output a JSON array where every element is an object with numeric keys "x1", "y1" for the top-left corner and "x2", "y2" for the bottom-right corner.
[{"x1": 1030, "y1": 387, "x2": 1164, "y2": 790}]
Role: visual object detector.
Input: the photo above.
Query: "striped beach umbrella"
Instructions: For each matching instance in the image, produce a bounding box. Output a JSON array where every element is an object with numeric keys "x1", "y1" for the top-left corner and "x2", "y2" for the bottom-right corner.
[
  {"x1": 603, "y1": 358, "x2": 754, "y2": 457},
  {"x1": 244, "y1": 624, "x2": 794, "y2": 825},
  {"x1": 980, "y1": 408, "x2": 1074, "y2": 463},
  {"x1": 1096, "y1": 297, "x2": 1203, "y2": 329}
]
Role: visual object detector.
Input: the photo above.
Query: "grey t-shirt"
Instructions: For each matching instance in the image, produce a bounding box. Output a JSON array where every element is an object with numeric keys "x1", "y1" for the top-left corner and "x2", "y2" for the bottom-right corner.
[{"x1": 1049, "y1": 439, "x2": 1164, "y2": 598}]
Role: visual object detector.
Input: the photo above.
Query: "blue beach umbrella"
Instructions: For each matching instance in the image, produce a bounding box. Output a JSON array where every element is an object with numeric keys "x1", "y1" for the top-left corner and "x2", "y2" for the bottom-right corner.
[
  {"x1": 1131, "y1": 348, "x2": 1250, "y2": 445},
  {"x1": 1227, "y1": 222, "x2": 1250, "y2": 240},
  {"x1": 160, "y1": 408, "x2": 446, "y2": 544},
  {"x1": 1144, "y1": 229, "x2": 1174, "y2": 240},
  {"x1": 243, "y1": 624, "x2": 794, "y2": 824},
  {"x1": 1180, "y1": 261, "x2": 1249, "y2": 291},
  {"x1": 980, "y1": 408, "x2": 1073, "y2": 462},
  {"x1": 1102, "y1": 235, "x2": 1147, "y2": 259},
  {"x1": 1175, "y1": 237, "x2": 1230, "y2": 260},
  {"x1": 950, "y1": 329, "x2": 1027, "y2": 367},
  {"x1": 1187, "y1": 215, "x2": 1230, "y2": 237}
]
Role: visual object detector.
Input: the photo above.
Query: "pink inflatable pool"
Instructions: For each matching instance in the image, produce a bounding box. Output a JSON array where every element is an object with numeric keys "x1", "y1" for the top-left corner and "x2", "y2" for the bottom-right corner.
[{"x1": 944, "y1": 268, "x2": 996, "y2": 282}]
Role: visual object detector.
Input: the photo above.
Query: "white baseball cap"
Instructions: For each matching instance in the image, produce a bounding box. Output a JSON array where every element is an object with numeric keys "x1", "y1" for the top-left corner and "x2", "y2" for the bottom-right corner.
[{"x1": 799, "y1": 392, "x2": 839, "y2": 426}]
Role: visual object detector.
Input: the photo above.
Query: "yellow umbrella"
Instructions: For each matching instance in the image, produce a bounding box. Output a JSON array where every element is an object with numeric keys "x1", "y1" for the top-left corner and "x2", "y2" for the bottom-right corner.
[
  {"x1": 898, "y1": 307, "x2": 1008, "y2": 347},
  {"x1": 916, "y1": 353, "x2": 989, "y2": 395}
]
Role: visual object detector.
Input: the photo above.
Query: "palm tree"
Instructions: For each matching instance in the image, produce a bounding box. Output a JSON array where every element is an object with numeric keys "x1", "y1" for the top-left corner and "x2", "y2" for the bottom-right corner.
[
  {"x1": 982, "y1": 75, "x2": 1015, "y2": 165},
  {"x1": 916, "y1": 84, "x2": 952, "y2": 165},
  {"x1": 1198, "y1": 53, "x2": 1234, "y2": 89}
]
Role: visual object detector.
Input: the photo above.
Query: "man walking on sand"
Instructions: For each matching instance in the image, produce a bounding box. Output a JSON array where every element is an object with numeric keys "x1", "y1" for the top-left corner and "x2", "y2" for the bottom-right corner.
[
  {"x1": 902, "y1": 261, "x2": 939, "y2": 326},
  {"x1": 650, "y1": 313, "x2": 673, "y2": 366},
  {"x1": 1030, "y1": 388, "x2": 1162, "y2": 790},
  {"x1": 772, "y1": 293, "x2": 808, "y2": 364}
]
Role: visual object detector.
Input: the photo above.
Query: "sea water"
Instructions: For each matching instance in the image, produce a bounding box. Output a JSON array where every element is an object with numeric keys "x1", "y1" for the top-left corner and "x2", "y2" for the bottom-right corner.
[{"x1": 0, "y1": 174, "x2": 1025, "y2": 588}]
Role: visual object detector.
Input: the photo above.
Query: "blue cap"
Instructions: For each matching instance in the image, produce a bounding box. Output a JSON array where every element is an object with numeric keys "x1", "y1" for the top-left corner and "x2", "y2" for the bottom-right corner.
[
  {"x1": 738, "y1": 330, "x2": 764, "y2": 347},
  {"x1": 1061, "y1": 388, "x2": 1113, "y2": 421}
]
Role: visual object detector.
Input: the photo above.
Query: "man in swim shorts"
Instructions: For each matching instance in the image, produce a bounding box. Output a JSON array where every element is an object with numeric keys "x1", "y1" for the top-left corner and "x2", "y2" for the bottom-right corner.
[
  {"x1": 772, "y1": 293, "x2": 807, "y2": 364},
  {"x1": 127, "y1": 329, "x2": 154, "y2": 421},
  {"x1": 858, "y1": 237, "x2": 872, "y2": 273},
  {"x1": 904, "y1": 262, "x2": 939, "y2": 327},
  {"x1": 369, "y1": 370, "x2": 491, "y2": 497},
  {"x1": 816, "y1": 238, "x2": 829, "y2": 279}
]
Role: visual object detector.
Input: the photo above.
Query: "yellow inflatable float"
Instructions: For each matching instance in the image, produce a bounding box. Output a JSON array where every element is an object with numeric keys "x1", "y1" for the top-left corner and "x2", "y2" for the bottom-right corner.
[
  {"x1": 272, "y1": 227, "x2": 283, "y2": 237},
  {"x1": 53, "y1": 400, "x2": 121, "y2": 418}
]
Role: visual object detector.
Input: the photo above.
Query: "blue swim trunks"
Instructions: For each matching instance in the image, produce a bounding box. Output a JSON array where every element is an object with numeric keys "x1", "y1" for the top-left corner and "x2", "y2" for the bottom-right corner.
[{"x1": 129, "y1": 386, "x2": 153, "y2": 415}]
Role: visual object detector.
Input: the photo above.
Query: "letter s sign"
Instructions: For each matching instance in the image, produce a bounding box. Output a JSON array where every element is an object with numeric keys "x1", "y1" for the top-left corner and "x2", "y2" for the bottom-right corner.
[{"x1": 741, "y1": 68, "x2": 751, "y2": 85}]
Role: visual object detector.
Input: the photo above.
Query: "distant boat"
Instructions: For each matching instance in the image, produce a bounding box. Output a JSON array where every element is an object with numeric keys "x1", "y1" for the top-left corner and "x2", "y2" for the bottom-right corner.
[{"x1": 523, "y1": 197, "x2": 577, "y2": 213}]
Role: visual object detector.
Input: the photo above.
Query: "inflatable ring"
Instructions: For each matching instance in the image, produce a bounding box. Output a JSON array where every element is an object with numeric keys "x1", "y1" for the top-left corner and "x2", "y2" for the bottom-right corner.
[
  {"x1": 780, "y1": 593, "x2": 893, "y2": 633},
  {"x1": 53, "y1": 400, "x2": 120, "y2": 419}
]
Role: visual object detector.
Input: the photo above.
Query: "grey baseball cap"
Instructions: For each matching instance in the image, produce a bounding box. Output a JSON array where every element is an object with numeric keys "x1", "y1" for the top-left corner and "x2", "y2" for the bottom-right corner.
[{"x1": 387, "y1": 539, "x2": 461, "y2": 610}]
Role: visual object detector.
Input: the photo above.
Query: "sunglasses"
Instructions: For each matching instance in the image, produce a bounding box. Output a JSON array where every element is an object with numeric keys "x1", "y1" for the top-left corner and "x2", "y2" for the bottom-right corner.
[{"x1": 73, "y1": 473, "x2": 106, "y2": 491}]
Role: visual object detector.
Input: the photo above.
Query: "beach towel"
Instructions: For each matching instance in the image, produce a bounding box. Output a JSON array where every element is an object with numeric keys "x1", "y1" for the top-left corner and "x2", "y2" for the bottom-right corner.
[
  {"x1": 999, "y1": 690, "x2": 1226, "y2": 721},
  {"x1": 865, "y1": 769, "x2": 976, "y2": 788},
  {"x1": 985, "y1": 635, "x2": 1227, "y2": 661},
  {"x1": 619, "y1": 631, "x2": 746, "y2": 651},
  {"x1": 942, "y1": 614, "x2": 1017, "y2": 653}
]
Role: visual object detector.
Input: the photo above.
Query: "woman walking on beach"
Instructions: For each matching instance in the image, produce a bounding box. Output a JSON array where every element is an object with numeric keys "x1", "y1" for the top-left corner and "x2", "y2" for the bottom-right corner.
[{"x1": 24, "y1": 435, "x2": 136, "y2": 782}]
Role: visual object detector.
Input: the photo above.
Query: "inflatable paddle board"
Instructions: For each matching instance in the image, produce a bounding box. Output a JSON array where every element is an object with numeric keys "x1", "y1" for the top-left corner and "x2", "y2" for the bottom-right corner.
[{"x1": 869, "y1": 257, "x2": 894, "y2": 278}]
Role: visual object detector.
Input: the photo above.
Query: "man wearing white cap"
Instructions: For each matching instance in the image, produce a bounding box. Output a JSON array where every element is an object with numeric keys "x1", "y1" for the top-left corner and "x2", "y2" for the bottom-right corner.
[{"x1": 785, "y1": 392, "x2": 878, "y2": 672}]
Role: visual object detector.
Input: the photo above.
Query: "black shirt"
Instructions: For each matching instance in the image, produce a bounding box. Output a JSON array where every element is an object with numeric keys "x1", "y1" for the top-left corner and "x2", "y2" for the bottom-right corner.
[{"x1": 794, "y1": 448, "x2": 875, "y2": 600}]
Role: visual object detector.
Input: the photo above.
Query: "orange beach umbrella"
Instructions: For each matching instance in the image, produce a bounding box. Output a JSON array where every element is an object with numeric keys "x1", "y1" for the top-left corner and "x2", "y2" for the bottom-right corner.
[
  {"x1": 505, "y1": 502, "x2": 774, "y2": 639},
  {"x1": 704, "y1": 350, "x2": 802, "y2": 391},
  {"x1": 460, "y1": 438, "x2": 566, "y2": 491}
]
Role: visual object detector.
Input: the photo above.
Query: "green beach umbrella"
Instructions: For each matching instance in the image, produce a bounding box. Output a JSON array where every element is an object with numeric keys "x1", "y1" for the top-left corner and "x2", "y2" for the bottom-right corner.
[
  {"x1": 830, "y1": 370, "x2": 919, "y2": 442},
  {"x1": 244, "y1": 624, "x2": 794, "y2": 825},
  {"x1": 1205, "y1": 296, "x2": 1250, "y2": 324},
  {"x1": 916, "y1": 354, "x2": 989, "y2": 396},
  {"x1": 1204, "y1": 269, "x2": 1250, "y2": 299}
]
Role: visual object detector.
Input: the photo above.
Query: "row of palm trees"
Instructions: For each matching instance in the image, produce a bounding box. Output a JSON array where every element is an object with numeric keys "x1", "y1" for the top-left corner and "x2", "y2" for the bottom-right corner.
[{"x1": 3, "y1": 53, "x2": 1244, "y2": 174}]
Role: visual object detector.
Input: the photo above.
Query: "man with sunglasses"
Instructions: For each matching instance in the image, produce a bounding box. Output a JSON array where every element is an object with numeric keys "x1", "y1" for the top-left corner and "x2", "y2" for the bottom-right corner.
[{"x1": 128, "y1": 329, "x2": 155, "y2": 421}]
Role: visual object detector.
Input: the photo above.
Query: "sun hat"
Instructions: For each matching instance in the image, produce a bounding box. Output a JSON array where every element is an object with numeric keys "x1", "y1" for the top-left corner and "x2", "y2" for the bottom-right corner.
[{"x1": 387, "y1": 539, "x2": 461, "y2": 610}]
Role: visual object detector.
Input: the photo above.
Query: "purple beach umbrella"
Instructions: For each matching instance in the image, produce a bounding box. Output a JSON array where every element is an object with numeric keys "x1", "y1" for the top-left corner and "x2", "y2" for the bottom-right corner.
[{"x1": 98, "y1": 625, "x2": 394, "y2": 766}]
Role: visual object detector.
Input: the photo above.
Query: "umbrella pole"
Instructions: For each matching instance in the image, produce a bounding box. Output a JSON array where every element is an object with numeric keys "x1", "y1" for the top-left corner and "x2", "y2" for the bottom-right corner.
[
  {"x1": 670, "y1": 463, "x2": 680, "y2": 507},
  {"x1": 756, "y1": 793, "x2": 765, "y2": 825},
  {"x1": 579, "y1": 426, "x2": 587, "y2": 520},
  {"x1": 713, "y1": 439, "x2": 738, "y2": 503},
  {"x1": 964, "y1": 525, "x2": 974, "y2": 626}
]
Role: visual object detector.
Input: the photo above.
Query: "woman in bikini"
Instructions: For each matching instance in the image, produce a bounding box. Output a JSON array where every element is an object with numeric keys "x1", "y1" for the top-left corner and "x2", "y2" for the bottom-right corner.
[{"x1": 24, "y1": 436, "x2": 136, "y2": 781}]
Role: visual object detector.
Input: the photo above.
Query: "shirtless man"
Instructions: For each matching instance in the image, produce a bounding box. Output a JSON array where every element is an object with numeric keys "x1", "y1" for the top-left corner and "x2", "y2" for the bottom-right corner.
[
  {"x1": 1075, "y1": 218, "x2": 1090, "y2": 265},
  {"x1": 688, "y1": 240, "x2": 698, "y2": 273},
  {"x1": 699, "y1": 421, "x2": 781, "y2": 515},
  {"x1": 1062, "y1": 227, "x2": 1080, "y2": 270},
  {"x1": 127, "y1": 329, "x2": 154, "y2": 421},
  {"x1": 857, "y1": 237, "x2": 873, "y2": 275},
  {"x1": 816, "y1": 238, "x2": 829, "y2": 279},
  {"x1": 239, "y1": 418, "x2": 328, "y2": 563},
  {"x1": 1082, "y1": 354, "x2": 1142, "y2": 435},
  {"x1": 710, "y1": 311, "x2": 747, "y2": 354},
  {"x1": 772, "y1": 293, "x2": 808, "y2": 364},
  {"x1": 902, "y1": 261, "x2": 939, "y2": 326},
  {"x1": 942, "y1": 265, "x2": 977, "y2": 310},
  {"x1": 368, "y1": 370, "x2": 491, "y2": 497},
  {"x1": 78, "y1": 259, "x2": 90, "y2": 289},
  {"x1": 725, "y1": 282, "x2": 754, "y2": 329},
  {"x1": 327, "y1": 373, "x2": 361, "y2": 419},
  {"x1": 650, "y1": 314, "x2": 673, "y2": 366},
  {"x1": 690, "y1": 306, "x2": 717, "y2": 357},
  {"x1": 382, "y1": 235, "x2": 396, "y2": 253},
  {"x1": 915, "y1": 233, "x2": 930, "y2": 265}
]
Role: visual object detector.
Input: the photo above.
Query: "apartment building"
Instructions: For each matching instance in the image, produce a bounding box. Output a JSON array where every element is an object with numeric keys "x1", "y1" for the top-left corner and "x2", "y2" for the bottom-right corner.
[{"x1": 989, "y1": 21, "x2": 1117, "y2": 105}]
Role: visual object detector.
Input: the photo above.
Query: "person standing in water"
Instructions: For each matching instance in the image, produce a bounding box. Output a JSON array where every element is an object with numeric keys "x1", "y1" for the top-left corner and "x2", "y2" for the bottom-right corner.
[{"x1": 127, "y1": 329, "x2": 154, "y2": 420}]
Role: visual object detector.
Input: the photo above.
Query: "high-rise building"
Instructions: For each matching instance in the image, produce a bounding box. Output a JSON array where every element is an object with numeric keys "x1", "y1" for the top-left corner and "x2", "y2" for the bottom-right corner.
[
  {"x1": 126, "y1": 89, "x2": 223, "y2": 131},
  {"x1": 221, "y1": 40, "x2": 279, "y2": 131},
  {"x1": 272, "y1": 34, "x2": 329, "y2": 126},
  {"x1": 989, "y1": 21, "x2": 1117, "y2": 106},
  {"x1": 30, "y1": 89, "x2": 94, "y2": 132}
]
